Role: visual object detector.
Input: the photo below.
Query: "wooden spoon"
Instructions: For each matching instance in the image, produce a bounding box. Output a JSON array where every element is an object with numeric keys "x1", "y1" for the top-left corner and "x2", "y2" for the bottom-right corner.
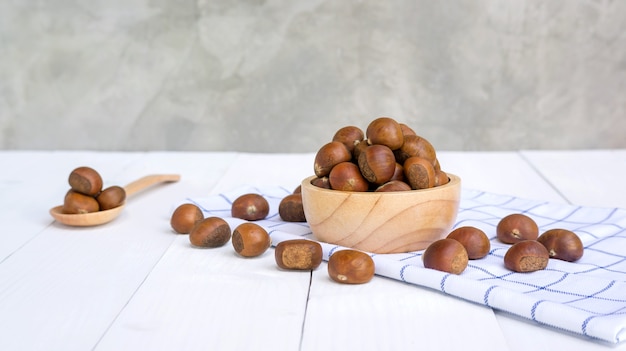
[{"x1": 50, "y1": 174, "x2": 181, "y2": 227}]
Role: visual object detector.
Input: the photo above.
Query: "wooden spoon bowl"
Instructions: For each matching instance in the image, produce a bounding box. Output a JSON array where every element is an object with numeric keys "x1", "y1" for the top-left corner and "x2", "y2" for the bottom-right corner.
[{"x1": 50, "y1": 174, "x2": 180, "y2": 227}]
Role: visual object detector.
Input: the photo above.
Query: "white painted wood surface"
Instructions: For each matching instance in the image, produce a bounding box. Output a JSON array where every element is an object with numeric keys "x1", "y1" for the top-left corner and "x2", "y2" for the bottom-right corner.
[{"x1": 0, "y1": 150, "x2": 624, "y2": 351}]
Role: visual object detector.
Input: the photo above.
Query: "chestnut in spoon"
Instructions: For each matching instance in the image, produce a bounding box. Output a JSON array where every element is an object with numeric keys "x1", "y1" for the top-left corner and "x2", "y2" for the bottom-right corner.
[{"x1": 50, "y1": 174, "x2": 180, "y2": 227}]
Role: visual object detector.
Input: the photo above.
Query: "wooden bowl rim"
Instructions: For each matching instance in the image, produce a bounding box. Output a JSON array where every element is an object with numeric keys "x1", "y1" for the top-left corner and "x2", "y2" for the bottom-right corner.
[{"x1": 301, "y1": 173, "x2": 461, "y2": 196}]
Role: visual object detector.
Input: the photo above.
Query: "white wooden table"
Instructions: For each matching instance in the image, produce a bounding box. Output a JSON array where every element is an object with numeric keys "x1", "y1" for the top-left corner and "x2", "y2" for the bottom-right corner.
[{"x1": 1, "y1": 150, "x2": 625, "y2": 351}]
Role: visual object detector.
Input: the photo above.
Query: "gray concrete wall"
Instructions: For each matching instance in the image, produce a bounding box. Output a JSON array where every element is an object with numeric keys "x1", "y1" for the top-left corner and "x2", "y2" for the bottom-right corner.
[{"x1": 1, "y1": 1, "x2": 624, "y2": 152}]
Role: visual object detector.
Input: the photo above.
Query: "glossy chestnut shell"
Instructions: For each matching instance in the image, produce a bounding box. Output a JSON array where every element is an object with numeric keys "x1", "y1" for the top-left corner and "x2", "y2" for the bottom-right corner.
[
  {"x1": 496, "y1": 213, "x2": 539, "y2": 244},
  {"x1": 314, "y1": 141, "x2": 352, "y2": 178},
  {"x1": 68, "y1": 166, "x2": 103, "y2": 196},
  {"x1": 327, "y1": 249, "x2": 375, "y2": 284},
  {"x1": 537, "y1": 229, "x2": 584, "y2": 262},
  {"x1": 231, "y1": 193, "x2": 269, "y2": 221},
  {"x1": 357, "y1": 144, "x2": 396, "y2": 185},
  {"x1": 365, "y1": 117, "x2": 404, "y2": 150},
  {"x1": 504, "y1": 240, "x2": 549, "y2": 273},
  {"x1": 171, "y1": 203, "x2": 204, "y2": 234},
  {"x1": 328, "y1": 161, "x2": 369, "y2": 192},
  {"x1": 403, "y1": 156, "x2": 436, "y2": 190},
  {"x1": 232, "y1": 222, "x2": 271, "y2": 257},
  {"x1": 422, "y1": 238, "x2": 469, "y2": 274},
  {"x1": 279, "y1": 193, "x2": 306, "y2": 222},
  {"x1": 332, "y1": 126, "x2": 364, "y2": 154},
  {"x1": 189, "y1": 217, "x2": 231, "y2": 248},
  {"x1": 447, "y1": 226, "x2": 490, "y2": 260}
]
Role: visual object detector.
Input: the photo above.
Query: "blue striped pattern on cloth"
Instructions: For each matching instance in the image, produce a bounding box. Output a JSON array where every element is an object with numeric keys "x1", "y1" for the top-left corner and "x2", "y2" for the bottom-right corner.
[{"x1": 189, "y1": 186, "x2": 626, "y2": 344}]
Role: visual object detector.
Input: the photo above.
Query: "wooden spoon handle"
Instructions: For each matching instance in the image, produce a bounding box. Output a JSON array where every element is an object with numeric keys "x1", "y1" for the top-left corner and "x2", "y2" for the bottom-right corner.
[{"x1": 123, "y1": 174, "x2": 181, "y2": 197}]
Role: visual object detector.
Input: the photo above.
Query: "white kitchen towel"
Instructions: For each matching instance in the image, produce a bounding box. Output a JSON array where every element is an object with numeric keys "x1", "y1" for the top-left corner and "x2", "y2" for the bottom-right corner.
[{"x1": 188, "y1": 186, "x2": 626, "y2": 344}]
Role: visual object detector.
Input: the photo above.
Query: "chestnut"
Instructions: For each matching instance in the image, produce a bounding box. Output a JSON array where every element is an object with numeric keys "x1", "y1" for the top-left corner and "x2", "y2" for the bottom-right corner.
[
  {"x1": 231, "y1": 193, "x2": 269, "y2": 221},
  {"x1": 328, "y1": 249, "x2": 375, "y2": 284},
  {"x1": 375, "y1": 180, "x2": 412, "y2": 192},
  {"x1": 504, "y1": 240, "x2": 549, "y2": 272},
  {"x1": 96, "y1": 185, "x2": 126, "y2": 211},
  {"x1": 332, "y1": 126, "x2": 364, "y2": 154},
  {"x1": 365, "y1": 117, "x2": 404, "y2": 150},
  {"x1": 171, "y1": 203, "x2": 204, "y2": 234},
  {"x1": 313, "y1": 141, "x2": 352, "y2": 177},
  {"x1": 328, "y1": 161, "x2": 369, "y2": 192},
  {"x1": 434, "y1": 170, "x2": 449, "y2": 186},
  {"x1": 68, "y1": 166, "x2": 103, "y2": 196},
  {"x1": 357, "y1": 144, "x2": 396, "y2": 185},
  {"x1": 389, "y1": 162, "x2": 405, "y2": 182},
  {"x1": 275, "y1": 239, "x2": 323, "y2": 270},
  {"x1": 393, "y1": 134, "x2": 437, "y2": 165},
  {"x1": 310, "y1": 176, "x2": 331, "y2": 189},
  {"x1": 422, "y1": 238, "x2": 468, "y2": 274},
  {"x1": 447, "y1": 226, "x2": 490, "y2": 259},
  {"x1": 496, "y1": 213, "x2": 539, "y2": 244},
  {"x1": 403, "y1": 156, "x2": 436, "y2": 190},
  {"x1": 189, "y1": 216, "x2": 231, "y2": 247},
  {"x1": 279, "y1": 193, "x2": 306, "y2": 222},
  {"x1": 399, "y1": 123, "x2": 416, "y2": 136},
  {"x1": 537, "y1": 229, "x2": 584, "y2": 262},
  {"x1": 352, "y1": 139, "x2": 369, "y2": 162},
  {"x1": 232, "y1": 222, "x2": 271, "y2": 257},
  {"x1": 62, "y1": 189, "x2": 100, "y2": 214},
  {"x1": 433, "y1": 157, "x2": 441, "y2": 172}
]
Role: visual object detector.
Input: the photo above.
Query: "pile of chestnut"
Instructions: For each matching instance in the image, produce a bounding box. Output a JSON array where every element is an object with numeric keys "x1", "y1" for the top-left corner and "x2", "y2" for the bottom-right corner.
[
  {"x1": 170, "y1": 191, "x2": 375, "y2": 283},
  {"x1": 422, "y1": 213, "x2": 584, "y2": 275},
  {"x1": 311, "y1": 117, "x2": 448, "y2": 192},
  {"x1": 62, "y1": 166, "x2": 126, "y2": 214}
]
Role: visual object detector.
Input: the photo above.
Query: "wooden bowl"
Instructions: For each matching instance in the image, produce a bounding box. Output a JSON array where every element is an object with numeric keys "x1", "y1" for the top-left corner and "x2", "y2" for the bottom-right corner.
[{"x1": 300, "y1": 174, "x2": 461, "y2": 254}]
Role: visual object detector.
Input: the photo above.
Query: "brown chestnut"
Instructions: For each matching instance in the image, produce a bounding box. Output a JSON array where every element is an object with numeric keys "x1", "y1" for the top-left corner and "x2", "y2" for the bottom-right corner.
[
  {"x1": 399, "y1": 123, "x2": 416, "y2": 136},
  {"x1": 422, "y1": 238, "x2": 469, "y2": 274},
  {"x1": 310, "y1": 176, "x2": 331, "y2": 189},
  {"x1": 171, "y1": 203, "x2": 204, "y2": 234},
  {"x1": 352, "y1": 139, "x2": 369, "y2": 162},
  {"x1": 403, "y1": 156, "x2": 436, "y2": 190},
  {"x1": 375, "y1": 180, "x2": 412, "y2": 192},
  {"x1": 504, "y1": 240, "x2": 549, "y2": 272},
  {"x1": 393, "y1": 134, "x2": 437, "y2": 165},
  {"x1": 62, "y1": 189, "x2": 100, "y2": 214},
  {"x1": 275, "y1": 239, "x2": 323, "y2": 270},
  {"x1": 313, "y1": 141, "x2": 352, "y2": 177},
  {"x1": 68, "y1": 166, "x2": 103, "y2": 196},
  {"x1": 357, "y1": 144, "x2": 396, "y2": 185},
  {"x1": 232, "y1": 222, "x2": 271, "y2": 257},
  {"x1": 447, "y1": 226, "x2": 490, "y2": 259},
  {"x1": 365, "y1": 117, "x2": 404, "y2": 150},
  {"x1": 231, "y1": 193, "x2": 269, "y2": 221},
  {"x1": 434, "y1": 170, "x2": 450, "y2": 186},
  {"x1": 328, "y1": 161, "x2": 369, "y2": 192},
  {"x1": 537, "y1": 229, "x2": 584, "y2": 262},
  {"x1": 332, "y1": 126, "x2": 364, "y2": 154},
  {"x1": 96, "y1": 185, "x2": 126, "y2": 211},
  {"x1": 389, "y1": 162, "x2": 405, "y2": 182},
  {"x1": 328, "y1": 249, "x2": 375, "y2": 284},
  {"x1": 497, "y1": 213, "x2": 539, "y2": 244},
  {"x1": 279, "y1": 193, "x2": 306, "y2": 222},
  {"x1": 189, "y1": 216, "x2": 231, "y2": 247},
  {"x1": 433, "y1": 157, "x2": 441, "y2": 172}
]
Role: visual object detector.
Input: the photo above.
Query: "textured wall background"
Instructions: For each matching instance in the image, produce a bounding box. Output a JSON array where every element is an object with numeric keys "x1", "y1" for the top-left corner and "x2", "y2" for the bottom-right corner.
[{"x1": 0, "y1": 0, "x2": 624, "y2": 152}]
